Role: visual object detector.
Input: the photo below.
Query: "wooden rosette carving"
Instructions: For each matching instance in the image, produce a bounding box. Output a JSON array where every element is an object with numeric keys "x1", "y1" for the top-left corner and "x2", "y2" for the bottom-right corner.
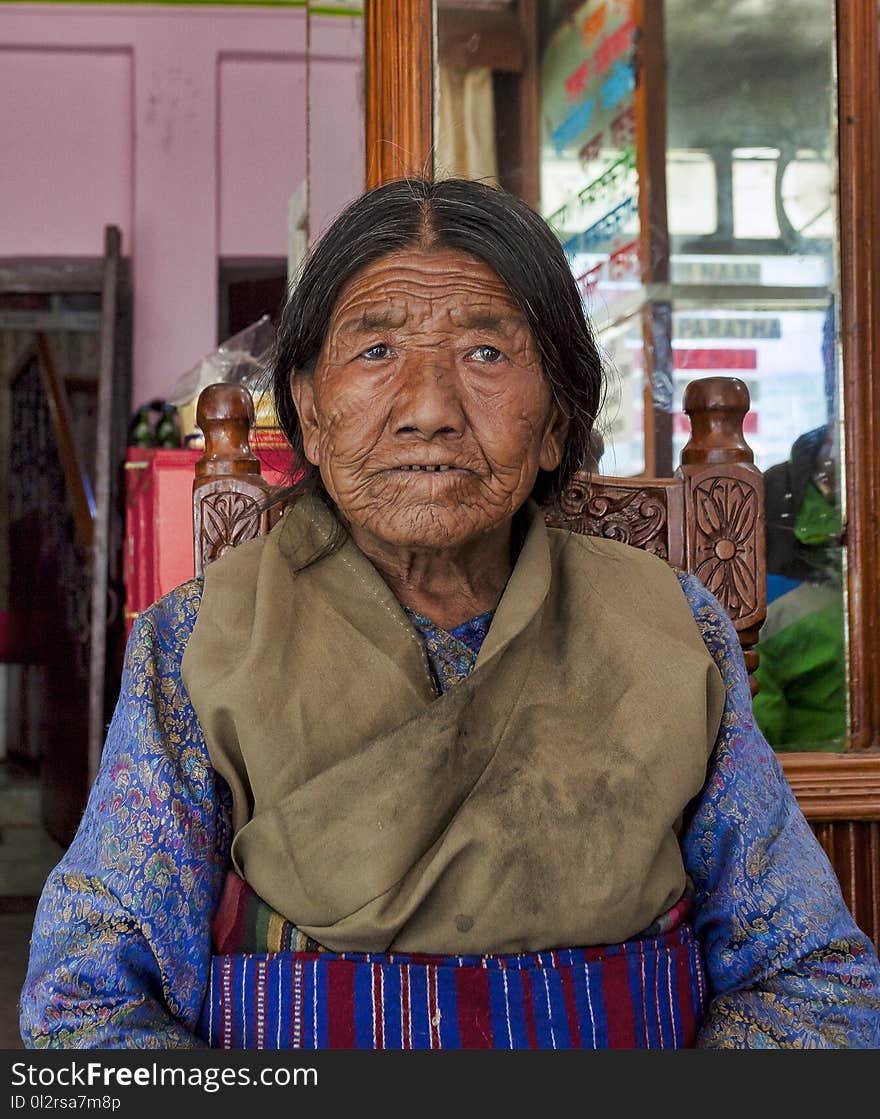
[
  {"x1": 194, "y1": 479, "x2": 273, "y2": 576},
  {"x1": 683, "y1": 465, "x2": 765, "y2": 633}
]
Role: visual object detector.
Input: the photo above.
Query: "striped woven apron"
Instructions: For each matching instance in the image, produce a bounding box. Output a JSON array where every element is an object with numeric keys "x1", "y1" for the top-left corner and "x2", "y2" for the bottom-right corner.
[{"x1": 196, "y1": 874, "x2": 708, "y2": 1049}]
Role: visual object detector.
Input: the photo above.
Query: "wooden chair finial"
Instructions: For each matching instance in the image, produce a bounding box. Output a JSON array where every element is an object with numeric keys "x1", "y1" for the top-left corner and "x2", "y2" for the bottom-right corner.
[
  {"x1": 195, "y1": 383, "x2": 260, "y2": 479},
  {"x1": 680, "y1": 376, "x2": 753, "y2": 466},
  {"x1": 192, "y1": 383, "x2": 274, "y2": 576}
]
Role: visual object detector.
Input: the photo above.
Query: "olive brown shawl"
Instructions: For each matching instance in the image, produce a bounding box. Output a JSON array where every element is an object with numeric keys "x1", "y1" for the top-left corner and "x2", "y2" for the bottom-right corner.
[{"x1": 182, "y1": 492, "x2": 725, "y2": 955}]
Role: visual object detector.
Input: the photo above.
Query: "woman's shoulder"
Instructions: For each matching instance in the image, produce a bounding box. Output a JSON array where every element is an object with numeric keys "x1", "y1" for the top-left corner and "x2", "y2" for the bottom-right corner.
[
  {"x1": 672, "y1": 570, "x2": 754, "y2": 709},
  {"x1": 546, "y1": 525, "x2": 741, "y2": 658},
  {"x1": 140, "y1": 576, "x2": 203, "y2": 626},
  {"x1": 547, "y1": 526, "x2": 683, "y2": 586},
  {"x1": 546, "y1": 525, "x2": 692, "y2": 615},
  {"x1": 129, "y1": 578, "x2": 204, "y2": 664},
  {"x1": 131, "y1": 541, "x2": 274, "y2": 670},
  {"x1": 547, "y1": 528, "x2": 731, "y2": 611},
  {"x1": 673, "y1": 569, "x2": 741, "y2": 656}
]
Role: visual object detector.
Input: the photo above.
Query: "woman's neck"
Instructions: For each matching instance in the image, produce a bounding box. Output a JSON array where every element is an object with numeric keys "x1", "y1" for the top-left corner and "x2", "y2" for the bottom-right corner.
[{"x1": 348, "y1": 519, "x2": 514, "y2": 631}]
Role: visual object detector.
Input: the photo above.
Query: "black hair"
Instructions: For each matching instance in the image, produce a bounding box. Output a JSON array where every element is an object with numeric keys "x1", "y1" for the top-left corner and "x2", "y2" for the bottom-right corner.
[{"x1": 271, "y1": 177, "x2": 604, "y2": 505}]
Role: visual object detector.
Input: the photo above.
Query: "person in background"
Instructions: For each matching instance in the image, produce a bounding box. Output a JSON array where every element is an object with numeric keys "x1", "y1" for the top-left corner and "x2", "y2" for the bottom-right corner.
[{"x1": 753, "y1": 304, "x2": 846, "y2": 751}]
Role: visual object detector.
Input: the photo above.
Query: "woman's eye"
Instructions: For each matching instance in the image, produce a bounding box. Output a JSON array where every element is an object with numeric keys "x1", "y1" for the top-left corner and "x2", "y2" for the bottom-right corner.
[
  {"x1": 361, "y1": 342, "x2": 391, "y2": 360},
  {"x1": 470, "y1": 345, "x2": 504, "y2": 363}
]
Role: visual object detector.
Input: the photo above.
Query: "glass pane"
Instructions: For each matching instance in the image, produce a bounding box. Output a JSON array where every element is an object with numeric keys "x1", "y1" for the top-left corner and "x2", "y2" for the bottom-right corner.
[
  {"x1": 434, "y1": 0, "x2": 848, "y2": 751},
  {"x1": 665, "y1": 0, "x2": 845, "y2": 751},
  {"x1": 667, "y1": 152, "x2": 717, "y2": 236},
  {"x1": 596, "y1": 312, "x2": 646, "y2": 476},
  {"x1": 731, "y1": 153, "x2": 781, "y2": 238}
]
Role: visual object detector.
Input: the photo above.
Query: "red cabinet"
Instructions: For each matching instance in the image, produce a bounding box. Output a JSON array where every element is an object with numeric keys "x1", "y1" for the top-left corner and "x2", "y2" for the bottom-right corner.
[{"x1": 124, "y1": 447, "x2": 288, "y2": 631}]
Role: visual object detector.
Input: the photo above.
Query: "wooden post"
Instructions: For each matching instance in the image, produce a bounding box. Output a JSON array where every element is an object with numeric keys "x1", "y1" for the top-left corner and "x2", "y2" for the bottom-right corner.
[
  {"x1": 195, "y1": 383, "x2": 262, "y2": 481},
  {"x1": 680, "y1": 376, "x2": 766, "y2": 690},
  {"x1": 87, "y1": 225, "x2": 122, "y2": 786},
  {"x1": 634, "y1": 0, "x2": 673, "y2": 478},
  {"x1": 35, "y1": 334, "x2": 95, "y2": 553},
  {"x1": 364, "y1": 0, "x2": 434, "y2": 188},
  {"x1": 836, "y1": 0, "x2": 880, "y2": 754}
]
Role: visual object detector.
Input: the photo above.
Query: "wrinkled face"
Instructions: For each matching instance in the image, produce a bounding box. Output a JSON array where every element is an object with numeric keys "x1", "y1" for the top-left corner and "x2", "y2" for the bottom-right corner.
[{"x1": 290, "y1": 247, "x2": 567, "y2": 551}]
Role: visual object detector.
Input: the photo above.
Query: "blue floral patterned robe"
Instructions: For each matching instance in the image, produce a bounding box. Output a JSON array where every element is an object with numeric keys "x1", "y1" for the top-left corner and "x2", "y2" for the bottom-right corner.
[{"x1": 19, "y1": 573, "x2": 880, "y2": 1048}]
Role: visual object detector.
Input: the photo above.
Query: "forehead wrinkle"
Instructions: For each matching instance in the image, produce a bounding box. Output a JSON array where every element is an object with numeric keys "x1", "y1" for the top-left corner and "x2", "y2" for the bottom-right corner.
[
  {"x1": 335, "y1": 304, "x2": 523, "y2": 340},
  {"x1": 341, "y1": 279, "x2": 511, "y2": 307},
  {"x1": 448, "y1": 308, "x2": 525, "y2": 335},
  {"x1": 329, "y1": 253, "x2": 523, "y2": 337},
  {"x1": 337, "y1": 263, "x2": 511, "y2": 300},
  {"x1": 336, "y1": 307, "x2": 408, "y2": 336}
]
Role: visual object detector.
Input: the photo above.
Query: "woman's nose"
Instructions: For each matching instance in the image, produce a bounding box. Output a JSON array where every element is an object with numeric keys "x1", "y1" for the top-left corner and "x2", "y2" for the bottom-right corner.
[{"x1": 391, "y1": 356, "x2": 465, "y2": 439}]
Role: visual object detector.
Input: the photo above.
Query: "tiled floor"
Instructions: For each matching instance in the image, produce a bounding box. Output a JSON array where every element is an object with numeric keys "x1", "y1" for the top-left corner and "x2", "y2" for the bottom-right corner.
[{"x1": 0, "y1": 762, "x2": 65, "y2": 1049}]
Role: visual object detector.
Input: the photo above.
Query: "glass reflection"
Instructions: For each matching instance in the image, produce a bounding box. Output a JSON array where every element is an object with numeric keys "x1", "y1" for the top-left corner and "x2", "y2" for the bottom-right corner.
[
  {"x1": 593, "y1": 313, "x2": 645, "y2": 476},
  {"x1": 663, "y1": 0, "x2": 845, "y2": 752}
]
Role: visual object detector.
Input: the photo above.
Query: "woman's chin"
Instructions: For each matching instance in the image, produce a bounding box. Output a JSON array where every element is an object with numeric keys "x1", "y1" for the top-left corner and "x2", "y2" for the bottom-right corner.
[{"x1": 353, "y1": 505, "x2": 502, "y2": 553}]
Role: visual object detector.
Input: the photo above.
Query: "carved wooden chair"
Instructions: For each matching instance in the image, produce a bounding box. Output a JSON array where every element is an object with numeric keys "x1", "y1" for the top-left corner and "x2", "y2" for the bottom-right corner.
[{"x1": 193, "y1": 376, "x2": 766, "y2": 688}]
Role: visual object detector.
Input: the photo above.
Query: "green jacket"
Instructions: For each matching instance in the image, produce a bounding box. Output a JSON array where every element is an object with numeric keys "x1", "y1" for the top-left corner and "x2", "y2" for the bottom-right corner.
[{"x1": 752, "y1": 483, "x2": 846, "y2": 751}]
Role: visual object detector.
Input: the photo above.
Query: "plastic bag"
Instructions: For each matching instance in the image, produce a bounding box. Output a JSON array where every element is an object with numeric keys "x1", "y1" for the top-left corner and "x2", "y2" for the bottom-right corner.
[
  {"x1": 167, "y1": 315, "x2": 275, "y2": 406},
  {"x1": 167, "y1": 316, "x2": 277, "y2": 444}
]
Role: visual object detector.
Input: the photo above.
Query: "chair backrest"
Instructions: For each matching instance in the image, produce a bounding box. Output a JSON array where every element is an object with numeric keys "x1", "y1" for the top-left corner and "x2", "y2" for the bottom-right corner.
[{"x1": 193, "y1": 377, "x2": 766, "y2": 688}]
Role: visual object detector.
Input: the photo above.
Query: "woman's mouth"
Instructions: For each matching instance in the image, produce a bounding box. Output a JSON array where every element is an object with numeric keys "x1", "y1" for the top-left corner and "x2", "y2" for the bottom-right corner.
[{"x1": 394, "y1": 464, "x2": 457, "y2": 473}]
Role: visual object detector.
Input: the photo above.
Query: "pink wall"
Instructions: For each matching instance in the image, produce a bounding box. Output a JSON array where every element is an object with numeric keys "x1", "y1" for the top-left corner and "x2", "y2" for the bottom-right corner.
[
  {"x1": 0, "y1": 47, "x2": 134, "y2": 253},
  {"x1": 0, "y1": 4, "x2": 364, "y2": 405},
  {"x1": 219, "y1": 56, "x2": 308, "y2": 257},
  {"x1": 307, "y1": 14, "x2": 368, "y2": 243}
]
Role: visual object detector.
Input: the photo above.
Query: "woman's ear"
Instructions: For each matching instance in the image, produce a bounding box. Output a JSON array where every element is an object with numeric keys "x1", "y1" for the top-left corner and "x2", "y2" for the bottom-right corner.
[
  {"x1": 538, "y1": 405, "x2": 569, "y2": 472},
  {"x1": 289, "y1": 370, "x2": 321, "y2": 467}
]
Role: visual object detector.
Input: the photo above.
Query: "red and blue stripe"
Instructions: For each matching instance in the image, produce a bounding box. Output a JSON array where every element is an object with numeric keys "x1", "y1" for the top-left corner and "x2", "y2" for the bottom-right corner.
[{"x1": 198, "y1": 927, "x2": 706, "y2": 1049}]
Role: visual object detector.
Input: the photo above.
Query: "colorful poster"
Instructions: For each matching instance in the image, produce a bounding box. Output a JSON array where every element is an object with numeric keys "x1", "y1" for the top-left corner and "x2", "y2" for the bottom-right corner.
[{"x1": 540, "y1": 0, "x2": 641, "y2": 310}]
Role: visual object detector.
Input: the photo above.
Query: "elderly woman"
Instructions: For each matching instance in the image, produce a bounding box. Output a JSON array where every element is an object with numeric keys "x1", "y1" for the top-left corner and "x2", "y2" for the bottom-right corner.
[{"x1": 21, "y1": 179, "x2": 880, "y2": 1049}]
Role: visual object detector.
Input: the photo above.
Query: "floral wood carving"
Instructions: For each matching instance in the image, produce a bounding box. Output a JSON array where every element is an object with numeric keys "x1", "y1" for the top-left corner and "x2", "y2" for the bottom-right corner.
[
  {"x1": 199, "y1": 491, "x2": 263, "y2": 566},
  {"x1": 548, "y1": 476, "x2": 670, "y2": 559},
  {"x1": 691, "y1": 477, "x2": 759, "y2": 620}
]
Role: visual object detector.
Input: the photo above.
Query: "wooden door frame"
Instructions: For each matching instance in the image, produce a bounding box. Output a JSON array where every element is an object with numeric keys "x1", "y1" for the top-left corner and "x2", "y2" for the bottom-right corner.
[
  {"x1": 365, "y1": 0, "x2": 434, "y2": 187},
  {"x1": 363, "y1": 0, "x2": 880, "y2": 821},
  {"x1": 781, "y1": 0, "x2": 880, "y2": 819}
]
